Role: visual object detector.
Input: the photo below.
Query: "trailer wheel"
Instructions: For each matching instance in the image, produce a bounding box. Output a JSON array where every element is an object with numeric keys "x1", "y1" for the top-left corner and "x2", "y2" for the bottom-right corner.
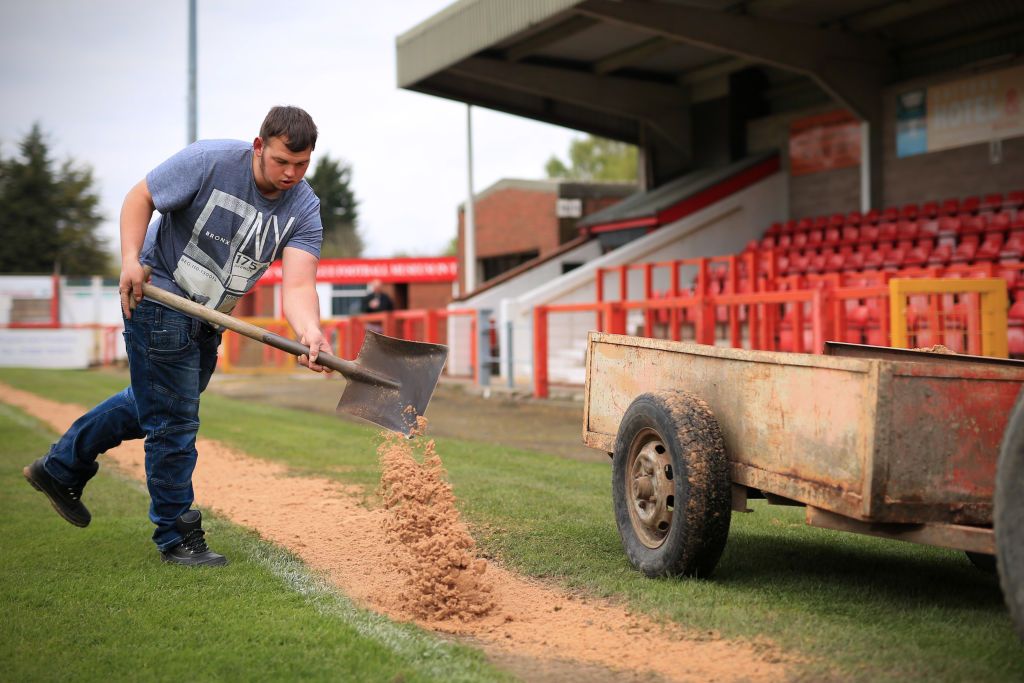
[
  {"x1": 612, "y1": 391, "x2": 731, "y2": 578},
  {"x1": 997, "y1": 390, "x2": 1024, "y2": 641}
]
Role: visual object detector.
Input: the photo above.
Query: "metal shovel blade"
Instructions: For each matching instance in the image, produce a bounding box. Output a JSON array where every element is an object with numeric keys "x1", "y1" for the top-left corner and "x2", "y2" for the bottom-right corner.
[{"x1": 336, "y1": 331, "x2": 449, "y2": 435}]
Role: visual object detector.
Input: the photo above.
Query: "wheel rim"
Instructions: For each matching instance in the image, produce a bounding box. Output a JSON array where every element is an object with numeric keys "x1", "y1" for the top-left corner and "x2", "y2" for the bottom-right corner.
[{"x1": 625, "y1": 428, "x2": 676, "y2": 549}]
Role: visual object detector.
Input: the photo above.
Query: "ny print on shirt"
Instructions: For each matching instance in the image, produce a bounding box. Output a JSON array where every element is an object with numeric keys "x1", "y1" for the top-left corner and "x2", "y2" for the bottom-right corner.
[{"x1": 175, "y1": 189, "x2": 295, "y2": 313}]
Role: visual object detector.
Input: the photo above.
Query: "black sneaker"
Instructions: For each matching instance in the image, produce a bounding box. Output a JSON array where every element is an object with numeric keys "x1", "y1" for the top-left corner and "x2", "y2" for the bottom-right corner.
[
  {"x1": 23, "y1": 458, "x2": 91, "y2": 528},
  {"x1": 161, "y1": 510, "x2": 227, "y2": 567}
]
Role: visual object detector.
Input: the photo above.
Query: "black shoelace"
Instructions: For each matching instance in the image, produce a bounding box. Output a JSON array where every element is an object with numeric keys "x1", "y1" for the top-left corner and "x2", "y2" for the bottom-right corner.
[{"x1": 180, "y1": 529, "x2": 210, "y2": 554}]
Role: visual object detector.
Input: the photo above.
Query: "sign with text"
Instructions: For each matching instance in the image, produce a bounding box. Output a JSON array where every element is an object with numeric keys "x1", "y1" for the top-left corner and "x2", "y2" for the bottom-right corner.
[
  {"x1": 788, "y1": 110, "x2": 861, "y2": 176},
  {"x1": 0, "y1": 329, "x2": 93, "y2": 369},
  {"x1": 260, "y1": 257, "x2": 458, "y2": 285},
  {"x1": 897, "y1": 64, "x2": 1024, "y2": 158}
]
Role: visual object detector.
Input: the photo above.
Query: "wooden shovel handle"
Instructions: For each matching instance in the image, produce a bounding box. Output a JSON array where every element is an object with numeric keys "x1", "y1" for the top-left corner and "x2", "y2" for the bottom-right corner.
[{"x1": 138, "y1": 282, "x2": 399, "y2": 389}]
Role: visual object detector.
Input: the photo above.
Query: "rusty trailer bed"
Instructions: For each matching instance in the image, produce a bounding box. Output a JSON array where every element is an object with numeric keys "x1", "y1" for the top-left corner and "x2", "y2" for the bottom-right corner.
[{"x1": 583, "y1": 333, "x2": 1024, "y2": 535}]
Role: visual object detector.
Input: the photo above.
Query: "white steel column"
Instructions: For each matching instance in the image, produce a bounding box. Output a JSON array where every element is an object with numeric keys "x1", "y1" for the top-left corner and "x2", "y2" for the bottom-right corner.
[{"x1": 464, "y1": 104, "x2": 477, "y2": 294}]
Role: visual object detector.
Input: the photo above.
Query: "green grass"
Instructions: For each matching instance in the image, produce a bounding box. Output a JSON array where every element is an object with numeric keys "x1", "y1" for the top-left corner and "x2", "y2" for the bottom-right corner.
[
  {"x1": 0, "y1": 400, "x2": 507, "y2": 682},
  {"x1": 3, "y1": 368, "x2": 1023, "y2": 681}
]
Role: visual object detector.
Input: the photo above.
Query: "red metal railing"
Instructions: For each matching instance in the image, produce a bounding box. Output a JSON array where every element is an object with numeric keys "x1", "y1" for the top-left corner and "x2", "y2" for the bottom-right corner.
[{"x1": 221, "y1": 308, "x2": 479, "y2": 380}]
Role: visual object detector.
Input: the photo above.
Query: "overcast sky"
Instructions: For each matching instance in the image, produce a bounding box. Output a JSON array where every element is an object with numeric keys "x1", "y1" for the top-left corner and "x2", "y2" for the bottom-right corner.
[{"x1": 0, "y1": 0, "x2": 580, "y2": 259}]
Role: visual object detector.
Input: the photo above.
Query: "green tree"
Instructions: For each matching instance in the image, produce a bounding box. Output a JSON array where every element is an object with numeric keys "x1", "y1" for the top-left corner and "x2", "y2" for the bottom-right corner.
[
  {"x1": 307, "y1": 155, "x2": 363, "y2": 258},
  {"x1": 0, "y1": 123, "x2": 108, "y2": 275},
  {"x1": 545, "y1": 135, "x2": 638, "y2": 182}
]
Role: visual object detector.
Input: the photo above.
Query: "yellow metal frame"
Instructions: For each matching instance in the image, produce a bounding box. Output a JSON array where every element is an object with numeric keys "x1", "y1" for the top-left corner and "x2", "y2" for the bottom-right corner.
[{"x1": 889, "y1": 278, "x2": 1009, "y2": 358}]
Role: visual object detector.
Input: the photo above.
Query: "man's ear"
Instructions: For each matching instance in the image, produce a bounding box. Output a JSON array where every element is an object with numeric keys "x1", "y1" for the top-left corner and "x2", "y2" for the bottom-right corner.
[{"x1": 253, "y1": 136, "x2": 264, "y2": 156}]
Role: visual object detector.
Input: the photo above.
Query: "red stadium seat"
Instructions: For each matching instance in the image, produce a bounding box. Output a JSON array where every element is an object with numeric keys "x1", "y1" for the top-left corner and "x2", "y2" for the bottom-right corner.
[
  {"x1": 897, "y1": 220, "x2": 919, "y2": 240},
  {"x1": 988, "y1": 212, "x2": 1011, "y2": 233},
  {"x1": 982, "y1": 194, "x2": 1003, "y2": 214},
  {"x1": 878, "y1": 222, "x2": 898, "y2": 242},
  {"x1": 807, "y1": 229, "x2": 824, "y2": 247},
  {"x1": 940, "y1": 198, "x2": 960, "y2": 216},
  {"x1": 859, "y1": 224, "x2": 880, "y2": 244},
  {"x1": 864, "y1": 246, "x2": 888, "y2": 270},
  {"x1": 905, "y1": 241, "x2": 932, "y2": 268},
  {"x1": 928, "y1": 243, "x2": 953, "y2": 265},
  {"x1": 883, "y1": 247, "x2": 906, "y2": 268},
  {"x1": 792, "y1": 232, "x2": 808, "y2": 249},
  {"x1": 826, "y1": 248, "x2": 848, "y2": 272},
  {"x1": 920, "y1": 201, "x2": 939, "y2": 219},
  {"x1": 844, "y1": 249, "x2": 866, "y2": 271},
  {"x1": 808, "y1": 251, "x2": 829, "y2": 273},
  {"x1": 961, "y1": 215, "x2": 986, "y2": 236},
  {"x1": 1006, "y1": 191, "x2": 1024, "y2": 214},
  {"x1": 845, "y1": 211, "x2": 863, "y2": 226},
  {"x1": 938, "y1": 216, "x2": 961, "y2": 237},
  {"x1": 841, "y1": 225, "x2": 859, "y2": 245},
  {"x1": 766, "y1": 221, "x2": 783, "y2": 236},
  {"x1": 901, "y1": 204, "x2": 919, "y2": 220},
  {"x1": 796, "y1": 217, "x2": 813, "y2": 232},
  {"x1": 951, "y1": 235, "x2": 980, "y2": 263},
  {"x1": 783, "y1": 219, "x2": 798, "y2": 234},
  {"x1": 824, "y1": 226, "x2": 841, "y2": 246},
  {"x1": 1000, "y1": 230, "x2": 1024, "y2": 260},
  {"x1": 864, "y1": 209, "x2": 881, "y2": 224},
  {"x1": 976, "y1": 233, "x2": 1005, "y2": 261},
  {"x1": 962, "y1": 196, "x2": 981, "y2": 214},
  {"x1": 777, "y1": 233, "x2": 792, "y2": 248},
  {"x1": 813, "y1": 215, "x2": 828, "y2": 231},
  {"x1": 918, "y1": 217, "x2": 939, "y2": 238}
]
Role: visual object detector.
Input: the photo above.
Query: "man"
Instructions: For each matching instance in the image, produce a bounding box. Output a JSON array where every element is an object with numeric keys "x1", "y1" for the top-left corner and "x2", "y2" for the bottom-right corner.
[
  {"x1": 360, "y1": 278, "x2": 394, "y2": 314},
  {"x1": 23, "y1": 106, "x2": 331, "y2": 567}
]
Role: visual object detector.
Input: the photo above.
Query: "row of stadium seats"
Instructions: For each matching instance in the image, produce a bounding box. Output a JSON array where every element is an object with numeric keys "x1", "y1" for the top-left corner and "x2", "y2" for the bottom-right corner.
[{"x1": 764, "y1": 191, "x2": 1024, "y2": 236}]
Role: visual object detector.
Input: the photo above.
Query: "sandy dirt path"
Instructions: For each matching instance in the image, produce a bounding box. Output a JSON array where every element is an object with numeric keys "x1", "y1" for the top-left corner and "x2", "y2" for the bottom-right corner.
[{"x1": 3, "y1": 383, "x2": 798, "y2": 682}]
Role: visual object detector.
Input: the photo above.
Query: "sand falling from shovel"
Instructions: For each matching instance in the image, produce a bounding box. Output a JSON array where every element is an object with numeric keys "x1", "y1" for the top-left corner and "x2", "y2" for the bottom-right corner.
[{"x1": 377, "y1": 416, "x2": 495, "y2": 621}]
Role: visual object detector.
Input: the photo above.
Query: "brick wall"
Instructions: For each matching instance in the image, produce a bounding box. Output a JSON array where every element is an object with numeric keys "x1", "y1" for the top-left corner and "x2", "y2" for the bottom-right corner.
[
  {"x1": 458, "y1": 188, "x2": 558, "y2": 259},
  {"x1": 457, "y1": 186, "x2": 559, "y2": 293},
  {"x1": 407, "y1": 282, "x2": 452, "y2": 311}
]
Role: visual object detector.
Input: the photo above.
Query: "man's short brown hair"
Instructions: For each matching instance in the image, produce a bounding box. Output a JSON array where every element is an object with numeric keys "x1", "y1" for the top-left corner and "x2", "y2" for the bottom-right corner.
[{"x1": 260, "y1": 106, "x2": 318, "y2": 152}]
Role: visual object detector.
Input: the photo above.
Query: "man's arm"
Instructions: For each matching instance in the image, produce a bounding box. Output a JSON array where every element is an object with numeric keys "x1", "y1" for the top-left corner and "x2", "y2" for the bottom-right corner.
[
  {"x1": 119, "y1": 179, "x2": 156, "y2": 318},
  {"x1": 281, "y1": 246, "x2": 332, "y2": 374}
]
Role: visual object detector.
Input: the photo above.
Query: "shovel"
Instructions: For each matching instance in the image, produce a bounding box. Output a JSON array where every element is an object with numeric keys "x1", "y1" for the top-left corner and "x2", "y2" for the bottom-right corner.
[{"x1": 135, "y1": 282, "x2": 448, "y2": 436}]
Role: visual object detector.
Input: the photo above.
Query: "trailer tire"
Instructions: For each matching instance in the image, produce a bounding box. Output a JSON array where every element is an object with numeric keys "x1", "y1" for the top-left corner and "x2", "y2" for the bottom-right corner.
[
  {"x1": 997, "y1": 390, "x2": 1024, "y2": 641},
  {"x1": 612, "y1": 391, "x2": 731, "y2": 578}
]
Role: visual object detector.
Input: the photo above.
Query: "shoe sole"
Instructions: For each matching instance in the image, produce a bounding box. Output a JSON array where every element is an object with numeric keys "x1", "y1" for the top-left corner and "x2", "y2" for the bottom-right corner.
[
  {"x1": 23, "y1": 466, "x2": 90, "y2": 528},
  {"x1": 160, "y1": 554, "x2": 229, "y2": 567}
]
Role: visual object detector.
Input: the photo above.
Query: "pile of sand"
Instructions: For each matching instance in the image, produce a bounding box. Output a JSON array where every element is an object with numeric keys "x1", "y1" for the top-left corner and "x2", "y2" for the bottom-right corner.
[{"x1": 377, "y1": 417, "x2": 495, "y2": 621}]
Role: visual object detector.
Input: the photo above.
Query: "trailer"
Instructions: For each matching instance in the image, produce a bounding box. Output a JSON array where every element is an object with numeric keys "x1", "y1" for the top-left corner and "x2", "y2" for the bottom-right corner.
[{"x1": 582, "y1": 332, "x2": 1024, "y2": 636}]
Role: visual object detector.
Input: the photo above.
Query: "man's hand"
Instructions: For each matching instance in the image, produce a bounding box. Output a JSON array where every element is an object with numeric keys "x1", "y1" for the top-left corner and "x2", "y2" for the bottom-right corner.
[
  {"x1": 119, "y1": 260, "x2": 150, "y2": 318},
  {"x1": 298, "y1": 328, "x2": 334, "y2": 374}
]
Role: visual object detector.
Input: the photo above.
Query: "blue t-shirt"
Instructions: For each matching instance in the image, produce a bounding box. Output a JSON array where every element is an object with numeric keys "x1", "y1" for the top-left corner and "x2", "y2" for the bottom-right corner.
[{"x1": 140, "y1": 139, "x2": 322, "y2": 313}]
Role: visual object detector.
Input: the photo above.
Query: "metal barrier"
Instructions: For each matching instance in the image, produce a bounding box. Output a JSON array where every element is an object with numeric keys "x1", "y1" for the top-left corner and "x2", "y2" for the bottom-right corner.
[
  {"x1": 889, "y1": 278, "x2": 1009, "y2": 357},
  {"x1": 534, "y1": 275, "x2": 1011, "y2": 398},
  {"x1": 218, "y1": 308, "x2": 480, "y2": 378}
]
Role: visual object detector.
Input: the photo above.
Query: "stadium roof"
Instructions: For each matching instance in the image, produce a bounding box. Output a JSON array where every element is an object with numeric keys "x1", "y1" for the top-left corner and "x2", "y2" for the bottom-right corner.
[{"x1": 397, "y1": 0, "x2": 1024, "y2": 150}]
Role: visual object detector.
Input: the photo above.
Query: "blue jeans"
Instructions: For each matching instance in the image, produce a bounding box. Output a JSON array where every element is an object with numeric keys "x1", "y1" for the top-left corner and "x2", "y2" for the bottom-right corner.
[{"x1": 43, "y1": 299, "x2": 221, "y2": 551}]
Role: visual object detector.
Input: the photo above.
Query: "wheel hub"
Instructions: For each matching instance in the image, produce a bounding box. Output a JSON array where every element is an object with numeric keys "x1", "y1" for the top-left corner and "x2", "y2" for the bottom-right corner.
[{"x1": 626, "y1": 429, "x2": 675, "y2": 548}]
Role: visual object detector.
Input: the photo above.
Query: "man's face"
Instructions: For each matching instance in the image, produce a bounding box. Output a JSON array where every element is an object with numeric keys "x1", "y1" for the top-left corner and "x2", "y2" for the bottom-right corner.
[{"x1": 253, "y1": 135, "x2": 312, "y2": 193}]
